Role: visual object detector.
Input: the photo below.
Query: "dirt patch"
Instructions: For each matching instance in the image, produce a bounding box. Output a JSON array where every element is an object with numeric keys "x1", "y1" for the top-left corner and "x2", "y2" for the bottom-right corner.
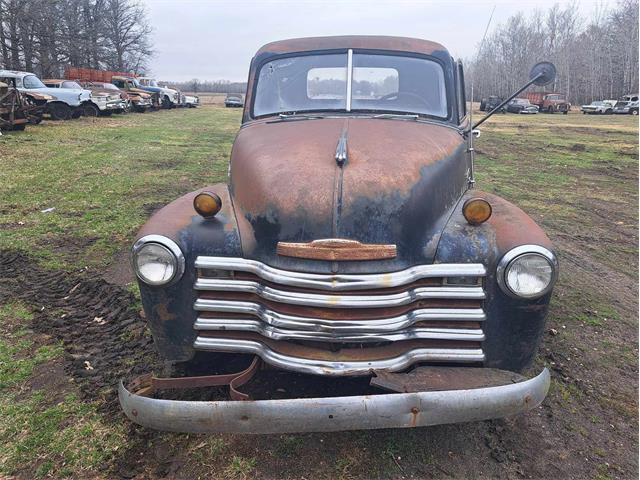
[
  {"x1": 103, "y1": 247, "x2": 135, "y2": 286},
  {"x1": 0, "y1": 250, "x2": 159, "y2": 412}
]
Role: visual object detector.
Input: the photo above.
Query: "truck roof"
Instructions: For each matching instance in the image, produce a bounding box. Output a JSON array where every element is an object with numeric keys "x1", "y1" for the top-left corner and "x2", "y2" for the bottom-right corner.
[
  {"x1": 0, "y1": 70, "x2": 34, "y2": 78},
  {"x1": 255, "y1": 35, "x2": 449, "y2": 57}
]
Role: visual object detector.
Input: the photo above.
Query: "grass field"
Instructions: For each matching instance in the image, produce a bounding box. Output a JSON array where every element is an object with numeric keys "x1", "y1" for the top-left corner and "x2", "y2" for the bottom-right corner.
[{"x1": 0, "y1": 106, "x2": 637, "y2": 479}]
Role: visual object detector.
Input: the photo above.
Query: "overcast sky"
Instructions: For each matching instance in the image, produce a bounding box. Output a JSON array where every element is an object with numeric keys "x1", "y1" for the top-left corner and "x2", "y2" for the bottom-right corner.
[{"x1": 142, "y1": 0, "x2": 603, "y2": 82}]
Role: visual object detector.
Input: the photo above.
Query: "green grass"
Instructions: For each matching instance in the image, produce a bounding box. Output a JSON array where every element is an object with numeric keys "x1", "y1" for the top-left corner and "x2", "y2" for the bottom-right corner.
[
  {"x1": 0, "y1": 107, "x2": 637, "y2": 479},
  {"x1": 0, "y1": 107, "x2": 240, "y2": 269},
  {"x1": 0, "y1": 301, "x2": 126, "y2": 478}
]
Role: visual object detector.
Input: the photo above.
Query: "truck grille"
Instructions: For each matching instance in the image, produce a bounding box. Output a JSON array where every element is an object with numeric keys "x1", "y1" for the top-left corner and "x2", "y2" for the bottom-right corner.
[{"x1": 193, "y1": 256, "x2": 486, "y2": 376}]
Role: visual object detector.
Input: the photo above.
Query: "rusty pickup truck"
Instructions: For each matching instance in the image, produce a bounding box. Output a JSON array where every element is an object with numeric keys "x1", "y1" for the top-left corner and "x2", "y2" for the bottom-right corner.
[{"x1": 120, "y1": 36, "x2": 558, "y2": 434}]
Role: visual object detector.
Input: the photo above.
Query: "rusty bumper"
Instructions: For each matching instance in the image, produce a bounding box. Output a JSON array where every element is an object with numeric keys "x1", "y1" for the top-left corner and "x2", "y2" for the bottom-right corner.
[{"x1": 118, "y1": 368, "x2": 550, "y2": 434}]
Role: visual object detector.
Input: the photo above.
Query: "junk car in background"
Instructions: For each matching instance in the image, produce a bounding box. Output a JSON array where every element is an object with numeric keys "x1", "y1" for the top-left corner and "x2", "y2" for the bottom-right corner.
[
  {"x1": 137, "y1": 77, "x2": 181, "y2": 108},
  {"x1": 73, "y1": 81, "x2": 129, "y2": 115},
  {"x1": 506, "y1": 98, "x2": 539, "y2": 114},
  {"x1": 120, "y1": 36, "x2": 559, "y2": 434},
  {"x1": 111, "y1": 76, "x2": 158, "y2": 111},
  {"x1": 613, "y1": 94, "x2": 639, "y2": 115},
  {"x1": 480, "y1": 95, "x2": 505, "y2": 112},
  {"x1": 183, "y1": 95, "x2": 200, "y2": 108},
  {"x1": 224, "y1": 93, "x2": 244, "y2": 107},
  {"x1": 0, "y1": 73, "x2": 52, "y2": 127},
  {"x1": 580, "y1": 100, "x2": 615, "y2": 114},
  {"x1": 4, "y1": 70, "x2": 87, "y2": 120}
]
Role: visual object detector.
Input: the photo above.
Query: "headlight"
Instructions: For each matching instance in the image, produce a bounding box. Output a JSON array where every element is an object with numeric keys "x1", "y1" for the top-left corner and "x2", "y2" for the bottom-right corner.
[
  {"x1": 132, "y1": 235, "x2": 185, "y2": 286},
  {"x1": 497, "y1": 245, "x2": 558, "y2": 299}
]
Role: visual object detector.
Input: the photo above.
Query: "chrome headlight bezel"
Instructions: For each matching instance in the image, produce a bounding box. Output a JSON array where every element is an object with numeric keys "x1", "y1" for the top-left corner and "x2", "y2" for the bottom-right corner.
[
  {"x1": 496, "y1": 245, "x2": 558, "y2": 299},
  {"x1": 132, "y1": 234, "x2": 185, "y2": 286}
]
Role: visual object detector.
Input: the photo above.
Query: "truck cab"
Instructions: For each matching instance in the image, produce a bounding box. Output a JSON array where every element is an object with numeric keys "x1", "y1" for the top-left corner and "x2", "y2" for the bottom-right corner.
[
  {"x1": 136, "y1": 77, "x2": 181, "y2": 108},
  {"x1": 120, "y1": 36, "x2": 557, "y2": 434}
]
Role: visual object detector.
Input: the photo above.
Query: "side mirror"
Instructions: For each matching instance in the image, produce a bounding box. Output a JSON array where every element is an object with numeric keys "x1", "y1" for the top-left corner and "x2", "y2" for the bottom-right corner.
[
  {"x1": 473, "y1": 61, "x2": 557, "y2": 130},
  {"x1": 529, "y1": 62, "x2": 556, "y2": 87}
]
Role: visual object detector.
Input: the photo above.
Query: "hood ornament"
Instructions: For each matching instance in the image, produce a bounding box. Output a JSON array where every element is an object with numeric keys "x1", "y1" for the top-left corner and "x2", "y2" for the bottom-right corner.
[{"x1": 335, "y1": 130, "x2": 348, "y2": 166}]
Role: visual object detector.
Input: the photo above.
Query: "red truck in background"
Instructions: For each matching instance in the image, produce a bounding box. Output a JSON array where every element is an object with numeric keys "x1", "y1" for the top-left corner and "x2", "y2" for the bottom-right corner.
[
  {"x1": 64, "y1": 67, "x2": 137, "y2": 83},
  {"x1": 526, "y1": 92, "x2": 571, "y2": 114}
]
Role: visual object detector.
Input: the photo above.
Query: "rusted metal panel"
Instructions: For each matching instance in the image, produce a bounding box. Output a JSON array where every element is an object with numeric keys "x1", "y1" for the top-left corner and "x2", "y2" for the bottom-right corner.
[
  {"x1": 229, "y1": 117, "x2": 467, "y2": 273},
  {"x1": 256, "y1": 36, "x2": 448, "y2": 57},
  {"x1": 118, "y1": 369, "x2": 551, "y2": 433},
  {"x1": 371, "y1": 366, "x2": 524, "y2": 392},
  {"x1": 277, "y1": 239, "x2": 397, "y2": 261}
]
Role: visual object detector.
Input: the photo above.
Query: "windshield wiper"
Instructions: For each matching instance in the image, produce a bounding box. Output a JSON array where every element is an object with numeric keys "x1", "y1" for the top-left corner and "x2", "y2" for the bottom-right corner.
[
  {"x1": 275, "y1": 113, "x2": 327, "y2": 122},
  {"x1": 371, "y1": 113, "x2": 420, "y2": 120}
]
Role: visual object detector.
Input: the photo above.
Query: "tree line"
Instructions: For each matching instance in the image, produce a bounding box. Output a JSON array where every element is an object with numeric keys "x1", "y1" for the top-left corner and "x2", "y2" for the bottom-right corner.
[
  {"x1": 0, "y1": 0, "x2": 152, "y2": 77},
  {"x1": 468, "y1": 0, "x2": 639, "y2": 105}
]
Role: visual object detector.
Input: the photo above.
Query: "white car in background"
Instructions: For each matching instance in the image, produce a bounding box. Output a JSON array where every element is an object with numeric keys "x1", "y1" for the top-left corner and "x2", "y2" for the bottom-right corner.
[
  {"x1": 44, "y1": 79, "x2": 126, "y2": 117},
  {"x1": 580, "y1": 100, "x2": 616, "y2": 114},
  {"x1": 183, "y1": 95, "x2": 199, "y2": 108},
  {"x1": 3, "y1": 70, "x2": 90, "y2": 120}
]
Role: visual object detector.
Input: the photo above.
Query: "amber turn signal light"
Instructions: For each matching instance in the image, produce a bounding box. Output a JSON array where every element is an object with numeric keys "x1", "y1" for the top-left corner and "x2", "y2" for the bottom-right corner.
[
  {"x1": 193, "y1": 192, "x2": 222, "y2": 218},
  {"x1": 462, "y1": 198, "x2": 492, "y2": 225}
]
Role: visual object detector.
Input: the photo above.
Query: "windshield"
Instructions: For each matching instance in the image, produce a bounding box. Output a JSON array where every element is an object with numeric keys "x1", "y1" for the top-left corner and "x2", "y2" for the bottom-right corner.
[
  {"x1": 23, "y1": 75, "x2": 46, "y2": 89},
  {"x1": 253, "y1": 52, "x2": 448, "y2": 119},
  {"x1": 62, "y1": 81, "x2": 81, "y2": 89}
]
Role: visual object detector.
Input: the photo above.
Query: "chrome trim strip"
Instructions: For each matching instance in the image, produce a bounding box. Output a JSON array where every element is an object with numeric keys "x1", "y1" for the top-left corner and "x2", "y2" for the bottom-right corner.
[
  {"x1": 194, "y1": 256, "x2": 486, "y2": 291},
  {"x1": 195, "y1": 279, "x2": 484, "y2": 307},
  {"x1": 193, "y1": 318, "x2": 485, "y2": 343},
  {"x1": 119, "y1": 368, "x2": 550, "y2": 434},
  {"x1": 194, "y1": 299, "x2": 485, "y2": 331},
  {"x1": 192, "y1": 337, "x2": 484, "y2": 375},
  {"x1": 346, "y1": 48, "x2": 353, "y2": 112}
]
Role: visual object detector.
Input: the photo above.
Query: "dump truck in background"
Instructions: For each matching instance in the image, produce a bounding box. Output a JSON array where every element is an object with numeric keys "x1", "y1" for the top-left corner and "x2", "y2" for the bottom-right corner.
[{"x1": 526, "y1": 91, "x2": 570, "y2": 114}]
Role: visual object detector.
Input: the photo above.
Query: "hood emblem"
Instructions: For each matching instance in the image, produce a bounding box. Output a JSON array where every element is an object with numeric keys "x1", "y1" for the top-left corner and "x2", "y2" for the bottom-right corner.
[
  {"x1": 335, "y1": 130, "x2": 348, "y2": 166},
  {"x1": 277, "y1": 239, "x2": 397, "y2": 261}
]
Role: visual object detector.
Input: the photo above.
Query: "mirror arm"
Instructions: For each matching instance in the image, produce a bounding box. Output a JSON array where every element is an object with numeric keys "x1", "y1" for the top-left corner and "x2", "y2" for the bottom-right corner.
[{"x1": 470, "y1": 72, "x2": 542, "y2": 131}]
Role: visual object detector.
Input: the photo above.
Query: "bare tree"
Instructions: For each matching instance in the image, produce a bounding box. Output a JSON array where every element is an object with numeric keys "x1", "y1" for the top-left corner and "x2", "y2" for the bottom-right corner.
[
  {"x1": 102, "y1": 0, "x2": 152, "y2": 72},
  {"x1": 0, "y1": 0, "x2": 152, "y2": 76},
  {"x1": 469, "y1": 0, "x2": 639, "y2": 105}
]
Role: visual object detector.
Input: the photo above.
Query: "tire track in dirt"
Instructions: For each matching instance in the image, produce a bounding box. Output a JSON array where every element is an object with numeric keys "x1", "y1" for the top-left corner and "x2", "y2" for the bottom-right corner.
[{"x1": 0, "y1": 250, "x2": 160, "y2": 412}]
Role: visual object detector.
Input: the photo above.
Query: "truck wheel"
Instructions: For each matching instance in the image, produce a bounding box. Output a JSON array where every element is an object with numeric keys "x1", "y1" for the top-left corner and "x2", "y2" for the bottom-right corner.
[
  {"x1": 563, "y1": 110, "x2": 568, "y2": 115},
  {"x1": 605, "y1": 108, "x2": 612, "y2": 115},
  {"x1": 71, "y1": 109, "x2": 82, "y2": 119},
  {"x1": 632, "y1": 108, "x2": 639, "y2": 116},
  {"x1": 82, "y1": 103, "x2": 100, "y2": 117},
  {"x1": 48, "y1": 102, "x2": 72, "y2": 121},
  {"x1": 547, "y1": 106, "x2": 555, "y2": 114},
  {"x1": 162, "y1": 95, "x2": 173, "y2": 109}
]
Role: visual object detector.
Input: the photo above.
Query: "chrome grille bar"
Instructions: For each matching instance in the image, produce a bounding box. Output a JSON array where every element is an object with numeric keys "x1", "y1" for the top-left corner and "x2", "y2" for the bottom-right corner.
[
  {"x1": 195, "y1": 256, "x2": 485, "y2": 291},
  {"x1": 194, "y1": 279, "x2": 484, "y2": 308},
  {"x1": 194, "y1": 299, "x2": 485, "y2": 331},
  {"x1": 193, "y1": 337, "x2": 484, "y2": 376},
  {"x1": 194, "y1": 318, "x2": 484, "y2": 342}
]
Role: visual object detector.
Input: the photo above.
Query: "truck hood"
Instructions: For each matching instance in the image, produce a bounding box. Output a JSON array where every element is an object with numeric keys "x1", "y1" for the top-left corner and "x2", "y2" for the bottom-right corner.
[
  {"x1": 22, "y1": 87, "x2": 88, "y2": 105},
  {"x1": 229, "y1": 117, "x2": 468, "y2": 272}
]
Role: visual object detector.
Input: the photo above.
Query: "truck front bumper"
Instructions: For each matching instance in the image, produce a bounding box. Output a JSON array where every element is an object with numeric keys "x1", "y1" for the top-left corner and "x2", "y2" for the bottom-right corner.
[{"x1": 118, "y1": 367, "x2": 550, "y2": 434}]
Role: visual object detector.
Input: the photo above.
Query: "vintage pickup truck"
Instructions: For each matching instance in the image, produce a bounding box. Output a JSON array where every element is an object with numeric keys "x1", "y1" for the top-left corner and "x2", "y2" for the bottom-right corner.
[{"x1": 120, "y1": 36, "x2": 559, "y2": 434}]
